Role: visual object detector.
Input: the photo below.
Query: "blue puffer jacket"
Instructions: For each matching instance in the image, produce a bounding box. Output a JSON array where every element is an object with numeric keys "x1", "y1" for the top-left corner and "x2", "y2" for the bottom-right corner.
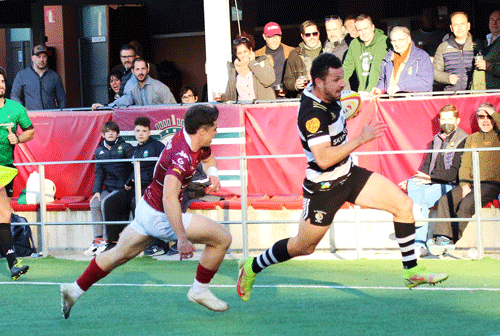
[
  {"x1": 377, "y1": 43, "x2": 434, "y2": 92},
  {"x1": 92, "y1": 137, "x2": 134, "y2": 193},
  {"x1": 433, "y1": 33, "x2": 475, "y2": 91}
]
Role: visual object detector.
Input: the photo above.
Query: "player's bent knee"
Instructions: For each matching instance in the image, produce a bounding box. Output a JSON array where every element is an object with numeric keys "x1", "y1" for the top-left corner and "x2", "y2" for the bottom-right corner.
[
  {"x1": 394, "y1": 195, "x2": 414, "y2": 220},
  {"x1": 217, "y1": 227, "x2": 232, "y2": 250}
]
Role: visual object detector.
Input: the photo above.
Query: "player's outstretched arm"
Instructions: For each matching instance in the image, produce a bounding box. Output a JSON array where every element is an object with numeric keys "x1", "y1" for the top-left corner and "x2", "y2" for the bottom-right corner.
[{"x1": 311, "y1": 120, "x2": 386, "y2": 170}]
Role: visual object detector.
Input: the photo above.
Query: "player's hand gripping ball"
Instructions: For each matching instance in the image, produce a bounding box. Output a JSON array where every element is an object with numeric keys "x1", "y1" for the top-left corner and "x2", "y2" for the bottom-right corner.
[{"x1": 340, "y1": 90, "x2": 362, "y2": 120}]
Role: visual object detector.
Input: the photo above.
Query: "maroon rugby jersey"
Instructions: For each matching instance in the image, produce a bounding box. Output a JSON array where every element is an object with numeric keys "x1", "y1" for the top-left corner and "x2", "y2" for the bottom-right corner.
[{"x1": 143, "y1": 129, "x2": 211, "y2": 212}]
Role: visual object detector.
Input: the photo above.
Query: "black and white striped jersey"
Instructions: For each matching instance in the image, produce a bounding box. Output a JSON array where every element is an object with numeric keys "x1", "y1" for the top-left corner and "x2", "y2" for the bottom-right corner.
[{"x1": 297, "y1": 84, "x2": 353, "y2": 186}]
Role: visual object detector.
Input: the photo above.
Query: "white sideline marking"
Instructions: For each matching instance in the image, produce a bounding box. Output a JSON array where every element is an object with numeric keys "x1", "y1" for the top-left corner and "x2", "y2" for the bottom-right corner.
[{"x1": 1, "y1": 282, "x2": 500, "y2": 292}]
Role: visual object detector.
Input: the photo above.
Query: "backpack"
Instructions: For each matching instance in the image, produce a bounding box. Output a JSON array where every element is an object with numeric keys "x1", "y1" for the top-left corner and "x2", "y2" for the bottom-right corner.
[{"x1": 10, "y1": 214, "x2": 37, "y2": 257}]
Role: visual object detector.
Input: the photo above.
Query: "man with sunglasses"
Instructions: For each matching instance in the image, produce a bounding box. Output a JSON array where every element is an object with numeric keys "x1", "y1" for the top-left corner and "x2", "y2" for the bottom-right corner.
[
  {"x1": 323, "y1": 16, "x2": 349, "y2": 64},
  {"x1": 429, "y1": 103, "x2": 500, "y2": 255},
  {"x1": 255, "y1": 22, "x2": 294, "y2": 89},
  {"x1": 342, "y1": 14, "x2": 390, "y2": 92},
  {"x1": 283, "y1": 20, "x2": 322, "y2": 97}
]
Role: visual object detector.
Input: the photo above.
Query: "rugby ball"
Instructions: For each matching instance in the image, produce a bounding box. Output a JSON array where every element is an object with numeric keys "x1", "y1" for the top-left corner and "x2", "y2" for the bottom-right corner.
[{"x1": 340, "y1": 90, "x2": 362, "y2": 120}]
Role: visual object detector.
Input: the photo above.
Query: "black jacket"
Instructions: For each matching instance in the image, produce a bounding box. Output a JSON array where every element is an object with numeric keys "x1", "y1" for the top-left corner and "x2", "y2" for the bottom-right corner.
[
  {"x1": 92, "y1": 137, "x2": 134, "y2": 194},
  {"x1": 128, "y1": 137, "x2": 165, "y2": 190}
]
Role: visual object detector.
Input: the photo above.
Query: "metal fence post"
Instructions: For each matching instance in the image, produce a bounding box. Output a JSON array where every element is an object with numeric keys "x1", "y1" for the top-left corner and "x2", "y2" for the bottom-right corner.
[
  {"x1": 38, "y1": 164, "x2": 47, "y2": 257},
  {"x1": 240, "y1": 156, "x2": 249, "y2": 257},
  {"x1": 351, "y1": 154, "x2": 362, "y2": 259},
  {"x1": 133, "y1": 161, "x2": 142, "y2": 203},
  {"x1": 472, "y1": 150, "x2": 483, "y2": 259}
]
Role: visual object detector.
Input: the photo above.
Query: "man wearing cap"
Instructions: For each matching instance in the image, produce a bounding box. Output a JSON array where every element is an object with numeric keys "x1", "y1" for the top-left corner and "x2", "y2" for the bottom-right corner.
[
  {"x1": 11, "y1": 44, "x2": 66, "y2": 110},
  {"x1": 255, "y1": 22, "x2": 294, "y2": 87}
]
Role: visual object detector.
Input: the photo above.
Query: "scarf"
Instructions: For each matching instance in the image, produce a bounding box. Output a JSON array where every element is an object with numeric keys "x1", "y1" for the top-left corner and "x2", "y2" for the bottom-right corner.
[{"x1": 393, "y1": 45, "x2": 411, "y2": 75}]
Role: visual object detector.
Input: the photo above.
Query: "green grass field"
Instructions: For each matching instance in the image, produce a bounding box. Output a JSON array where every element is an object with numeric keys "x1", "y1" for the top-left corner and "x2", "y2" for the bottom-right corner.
[{"x1": 1, "y1": 257, "x2": 499, "y2": 336}]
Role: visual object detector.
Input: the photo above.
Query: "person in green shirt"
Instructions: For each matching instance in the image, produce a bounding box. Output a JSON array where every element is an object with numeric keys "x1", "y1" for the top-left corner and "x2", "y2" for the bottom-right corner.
[{"x1": 0, "y1": 67, "x2": 35, "y2": 280}]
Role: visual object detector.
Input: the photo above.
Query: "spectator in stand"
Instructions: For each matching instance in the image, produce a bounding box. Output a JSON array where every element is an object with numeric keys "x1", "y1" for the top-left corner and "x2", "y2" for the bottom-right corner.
[
  {"x1": 84, "y1": 121, "x2": 134, "y2": 256},
  {"x1": 117, "y1": 41, "x2": 160, "y2": 97},
  {"x1": 429, "y1": 103, "x2": 500, "y2": 255},
  {"x1": 323, "y1": 16, "x2": 349, "y2": 63},
  {"x1": 399, "y1": 104, "x2": 468, "y2": 257},
  {"x1": 221, "y1": 32, "x2": 276, "y2": 102},
  {"x1": 344, "y1": 15, "x2": 359, "y2": 46},
  {"x1": 433, "y1": 12, "x2": 475, "y2": 91},
  {"x1": 112, "y1": 44, "x2": 137, "y2": 96},
  {"x1": 101, "y1": 117, "x2": 168, "y2": 255},
  {"x1": 283, "y1": 20, "x2": 322, "y2": 97},
  {"x1": 472, "y1": 10, "x2": 500, "y2": 90},
  {"x1": 180, "y1": 85, "x2": 199, "y2": 104},
  {"x1": 0, "y1": 67, "x2": 34, "y2": 280},
  {"x1": 255, "y1": 22, "x2": 294, "y2": 90},
  {"x1": 372, "y1": 26, "x2": 434, "y2": 96},
  {"x1": 342, "y1": 14, "x2": 390, "y2": 92},
  {"x1": 128, "y1": 40, "x2": 159, "y2": 81},
  {"x1": 91, "y1": 70, "x2": 125, "y2": 110},
  {"x1": 108, "y1": 70, "x2": 123, "y2": 102},
  {"x1": 94, "y1": 58, "x2": 176, "y2": 109},
  {"x1": 411, "y1": 7, "x2": 447, "y2": 58},
  {"x1": 11, "y1": 45, "x2": 66, "y2": 110},
  {"x1": 112, "y1": 44, "x2": 138, "y2": 97}
]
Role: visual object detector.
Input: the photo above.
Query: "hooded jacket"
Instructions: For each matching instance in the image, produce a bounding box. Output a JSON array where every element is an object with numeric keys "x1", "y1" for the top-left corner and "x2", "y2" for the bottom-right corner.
[{"x1": 343, "y1": 28, "x2": 390, "y2": 91}]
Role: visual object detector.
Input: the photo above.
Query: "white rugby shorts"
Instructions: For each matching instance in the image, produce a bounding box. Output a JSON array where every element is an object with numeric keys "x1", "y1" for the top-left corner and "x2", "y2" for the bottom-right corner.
[{"x1": 129, "y1": 197, "x2": 193, "y2": 241}]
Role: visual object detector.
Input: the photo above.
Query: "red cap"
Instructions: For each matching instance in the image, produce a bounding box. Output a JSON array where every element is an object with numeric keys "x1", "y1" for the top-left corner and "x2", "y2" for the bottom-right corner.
[{"x1": 263, "y1": 22, "x2": 282, "y2": 37}]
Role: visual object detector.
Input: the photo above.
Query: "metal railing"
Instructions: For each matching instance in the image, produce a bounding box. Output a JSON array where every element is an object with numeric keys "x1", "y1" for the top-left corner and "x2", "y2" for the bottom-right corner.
[
  {"x1": 27, "y1": 88, "x2": 500, "y2": 112},
  {"x1": 12, "y1": 146, "x2": 500, "y2": 259}
]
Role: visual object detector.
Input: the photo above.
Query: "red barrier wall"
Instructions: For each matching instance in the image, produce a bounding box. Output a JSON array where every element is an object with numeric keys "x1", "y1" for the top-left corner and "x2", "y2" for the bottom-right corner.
[{"x1": 12, "y1": 93, "x2": 500, "y2": 198}]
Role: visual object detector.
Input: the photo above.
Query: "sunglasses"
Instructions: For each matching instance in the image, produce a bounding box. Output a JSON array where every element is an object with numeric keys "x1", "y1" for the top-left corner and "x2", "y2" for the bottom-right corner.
[
  {"x1": 477, "y1": 114, "x2": 492, "y2": 120},
  {"x1": 233, "y1": 37, "x2": 248, "y2": 45},
  {"x1": 325, "y1": 15, "x2": 341, "y2": 21},
  {"x1": 304, "y1": 32, "x2": 319, "y2": 37}
]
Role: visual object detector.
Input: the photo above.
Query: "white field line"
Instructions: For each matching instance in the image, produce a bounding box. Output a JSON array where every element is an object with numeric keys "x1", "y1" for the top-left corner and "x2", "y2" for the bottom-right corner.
[{"x1": 1, "y1": 282, "x2": 500, "y2": 291}]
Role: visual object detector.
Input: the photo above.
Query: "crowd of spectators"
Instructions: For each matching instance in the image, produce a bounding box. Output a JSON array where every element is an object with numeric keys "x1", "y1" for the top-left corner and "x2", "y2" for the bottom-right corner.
[{"x1": 226, "y1": 8, "x2": 500, "y2": 101}]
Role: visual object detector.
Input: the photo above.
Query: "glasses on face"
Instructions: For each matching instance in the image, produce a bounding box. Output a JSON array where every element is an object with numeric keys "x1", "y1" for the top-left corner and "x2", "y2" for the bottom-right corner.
[
  {"x1": 233, "y1": 37, "x2": 248, "y2": 45},
  {"x1": 304, "y1": 31, "x2": 319, "y2": 37},
  {"x1": 182, "y1": 94, "x2": 194, "y2": 100},
  {"x1": 120, "y1": 55, "x2": 136, "y2": 59},
  {"x1": 391, "y1": 36, "x2": 409, "y2": 44},
  {"x1": 325, "y1": 15, "x2": 341, "y2": 21},
  {"x1": 477, "y1": 114, "x2": 492, "y2": 120}
]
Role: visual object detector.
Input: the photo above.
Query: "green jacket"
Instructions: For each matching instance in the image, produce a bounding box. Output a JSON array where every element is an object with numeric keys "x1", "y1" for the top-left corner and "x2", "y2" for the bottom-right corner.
[{"x1": 342, "y1": 28, "x2": 390, "y2": 91}]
